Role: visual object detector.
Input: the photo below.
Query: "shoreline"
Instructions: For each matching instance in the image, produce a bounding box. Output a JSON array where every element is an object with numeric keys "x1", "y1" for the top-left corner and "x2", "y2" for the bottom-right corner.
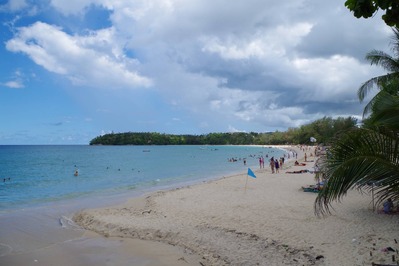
[
  {"x1": 3, "y1": 145, "x2": 398, "y2": 265},
  {"x1": 73, "y1": 145, "x2": 399, "y2": 265},
  {"x1": 0, "y1": 145, "x2": 291, "y2": 265},
  {"x1": 74, "y1": 147, "x2": 321, "y2": 265}
]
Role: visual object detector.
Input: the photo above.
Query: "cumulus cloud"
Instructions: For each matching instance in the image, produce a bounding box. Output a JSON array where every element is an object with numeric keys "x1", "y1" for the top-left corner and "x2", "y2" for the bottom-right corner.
[
  {"x1": 201, "y1": 23, "x2": 313, "y2": 61},
  {"x1": 6, "y1": 21, "x2": 152, "y2": 89}
]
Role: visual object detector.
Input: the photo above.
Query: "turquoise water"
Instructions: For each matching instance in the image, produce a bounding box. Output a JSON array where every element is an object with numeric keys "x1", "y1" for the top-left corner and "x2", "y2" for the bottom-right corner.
[{"x1": 0, "y1": 145, "x2": 285, "y2": 211}]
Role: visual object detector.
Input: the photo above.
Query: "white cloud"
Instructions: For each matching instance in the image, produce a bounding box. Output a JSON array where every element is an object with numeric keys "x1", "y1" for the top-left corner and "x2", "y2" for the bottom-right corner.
[
  {"x1": 201, "y1": 23, "x2": 313, "y2": 60},
  {"x1": 0, "y1": 0, "x2": 28, "y2": 12},
  {"x1": 4, "y1": 80, "x2": 24, "y2": 88},
  {"x1": 289, "y1": 54, "x2": 384, "y2": 103},
  {"x1": 227, "y1": 125, "x2": 243, "y2": 133},
  {"x1": 2, "y1": 70, "x2": 25, "y2": 88},
  {"x1": 6, "y1": 21, "x2": 152, "y2": 89}
]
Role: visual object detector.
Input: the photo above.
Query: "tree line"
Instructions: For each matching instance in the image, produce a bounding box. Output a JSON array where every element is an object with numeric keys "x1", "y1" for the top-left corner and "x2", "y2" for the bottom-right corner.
[{"x1": 89, "y1": 116, "x2": 357, "y2": 146}]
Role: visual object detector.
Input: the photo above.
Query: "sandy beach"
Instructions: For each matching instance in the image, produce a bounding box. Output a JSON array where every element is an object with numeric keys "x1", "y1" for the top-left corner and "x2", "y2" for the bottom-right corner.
[{"x1": 72, "y1": 146, "x2": 399, "y2": 265}]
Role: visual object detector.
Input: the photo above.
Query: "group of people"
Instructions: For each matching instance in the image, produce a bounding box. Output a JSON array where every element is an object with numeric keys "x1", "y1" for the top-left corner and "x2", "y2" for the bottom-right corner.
[
  {"x1": 285, "y1": 150, "x2": 298, "y2": 160},
  {"x1": 258, "y1": 156, "x2": 284, "y2": 174}
]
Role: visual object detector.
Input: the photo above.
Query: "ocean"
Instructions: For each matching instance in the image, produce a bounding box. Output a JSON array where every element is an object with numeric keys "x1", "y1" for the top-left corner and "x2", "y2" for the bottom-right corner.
[
  {"x1": 0, "y1": 145, "x2": 286, "y2": 211},
  {"x1": 0, "y1": 145, "x2": 286, "y2": 260}
]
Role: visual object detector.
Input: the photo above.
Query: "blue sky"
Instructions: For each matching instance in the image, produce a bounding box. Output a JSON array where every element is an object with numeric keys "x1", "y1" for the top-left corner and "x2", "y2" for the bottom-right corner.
[{"x1": 0, "y1": 0, "x2": 391, "y2": 144}]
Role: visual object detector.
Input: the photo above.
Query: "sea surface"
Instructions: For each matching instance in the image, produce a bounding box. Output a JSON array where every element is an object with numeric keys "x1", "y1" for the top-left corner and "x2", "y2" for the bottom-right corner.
[
  {"x1": 0, "y1": 145, "x2": 286, "y2": 260},
  {"x1": 0, "y1": 145, "x2": 285, "y2": 211}
]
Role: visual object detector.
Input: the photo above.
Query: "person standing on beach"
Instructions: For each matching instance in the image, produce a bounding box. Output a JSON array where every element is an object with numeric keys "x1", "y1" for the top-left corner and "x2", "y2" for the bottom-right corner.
[
  {"x1": 270, "y1": 157, "x2": 275, "y2": 173},
  {"x1": 383, "y1": 198, "x2": 394, "y2": 213},
  {"x1": 275, "y1": 159, "x2": 280, "y2": 173},
  {"x1": 304, "y1": 153, "x2": 307, "y2": 162}
]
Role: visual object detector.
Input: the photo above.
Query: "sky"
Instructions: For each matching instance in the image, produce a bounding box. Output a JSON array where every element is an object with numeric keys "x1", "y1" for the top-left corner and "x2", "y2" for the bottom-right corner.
[{"x1": 0, "y1": 0, "x2": 393, "y2": 144}]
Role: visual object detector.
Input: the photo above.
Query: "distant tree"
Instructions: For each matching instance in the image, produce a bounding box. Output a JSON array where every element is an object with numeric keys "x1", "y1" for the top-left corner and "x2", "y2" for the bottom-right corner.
[
  {"x1": 89, "y1": 117, "x2": 356, "y2": 146},
  {"x1": 345, "y1": 0, "x2": 399, "y2": 27}
]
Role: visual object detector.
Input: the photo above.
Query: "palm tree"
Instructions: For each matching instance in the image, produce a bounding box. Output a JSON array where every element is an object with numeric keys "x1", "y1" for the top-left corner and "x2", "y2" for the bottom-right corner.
[
  {"x1": 314, "y1": 29, "x2": 399, "y2": 214},
  {"x1": 358, "y1": 27, "x2": 399, "y2": 109},
  {"x1": 314, "y1": 92, "x2": 399, "y2": 215}
]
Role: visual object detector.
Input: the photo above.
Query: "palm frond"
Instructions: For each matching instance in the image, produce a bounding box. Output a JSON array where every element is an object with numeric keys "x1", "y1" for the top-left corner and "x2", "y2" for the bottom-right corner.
[
  {"x1": 315, "y1": 128, "x2": 399, "y2": 215},
  {"x1": 368, "y1": 91, "x2": 399, "y2": 130},
  {"x1": 365, "y1": 50, "x2": 399, "y2": 72},
  {"x1": 362, "y1": 78, "x2": 399, "y2": 117},
  {"x1": 362, "y1": 94, "x2": 377, "y2": 118},
  {"x1": 358, "y1": 73, "x2": 399, "y2": 102},
  {"x1": 358, "y1": 77, "x2": 379, "y2": 102},
  {"x1": 390, "y1": 27, "x2": 399, "y2": 57}
]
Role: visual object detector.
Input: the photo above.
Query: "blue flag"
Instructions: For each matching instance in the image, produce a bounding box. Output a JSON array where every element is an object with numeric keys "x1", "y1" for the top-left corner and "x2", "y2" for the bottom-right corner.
[{"x1": 247, "y1": 168, "x2": 256, "y2": 178}]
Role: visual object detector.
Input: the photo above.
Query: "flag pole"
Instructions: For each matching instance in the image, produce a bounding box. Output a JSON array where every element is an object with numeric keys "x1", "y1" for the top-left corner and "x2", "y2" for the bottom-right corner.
[
  {"x1": 245, "y1": 174, "x2": 248, "y2": 192},
  {"x1": 245, "y1": 168, "x2": 256, "y2": 192}
]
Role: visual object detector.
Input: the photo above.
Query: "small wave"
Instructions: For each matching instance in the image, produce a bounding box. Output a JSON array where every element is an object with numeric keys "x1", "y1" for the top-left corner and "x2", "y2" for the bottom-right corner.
[
  {"x1": 59, "y1": 215, "x2": 81, "y2": 230},
  {"x1": 0, "y1": 243, "x2": 12, "y2": 257}
]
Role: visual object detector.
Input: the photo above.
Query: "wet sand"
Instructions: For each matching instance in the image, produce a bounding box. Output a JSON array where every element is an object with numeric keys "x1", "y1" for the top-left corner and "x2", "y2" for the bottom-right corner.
[
  {"x1": 0, "y1": 191, "x2": 201, "y2": 266},
  {"x1": 0, "y1": 230, "x2": 201, "y2": 266}
]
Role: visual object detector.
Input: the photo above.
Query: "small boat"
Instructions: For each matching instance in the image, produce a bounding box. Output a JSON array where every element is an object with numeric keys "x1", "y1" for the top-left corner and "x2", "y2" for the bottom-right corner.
[{"x1": 142, "y1": 150, "x2": 151, "y2": 152}]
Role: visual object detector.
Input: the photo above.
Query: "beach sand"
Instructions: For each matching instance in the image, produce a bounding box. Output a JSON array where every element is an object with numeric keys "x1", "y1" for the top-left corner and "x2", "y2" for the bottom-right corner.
[
  {"x1": 73, "y1": 146, "x2": 399, "y2": 265},
  {"x1": 0, "y1": 223, "x2": 202, "y2": 266}
]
